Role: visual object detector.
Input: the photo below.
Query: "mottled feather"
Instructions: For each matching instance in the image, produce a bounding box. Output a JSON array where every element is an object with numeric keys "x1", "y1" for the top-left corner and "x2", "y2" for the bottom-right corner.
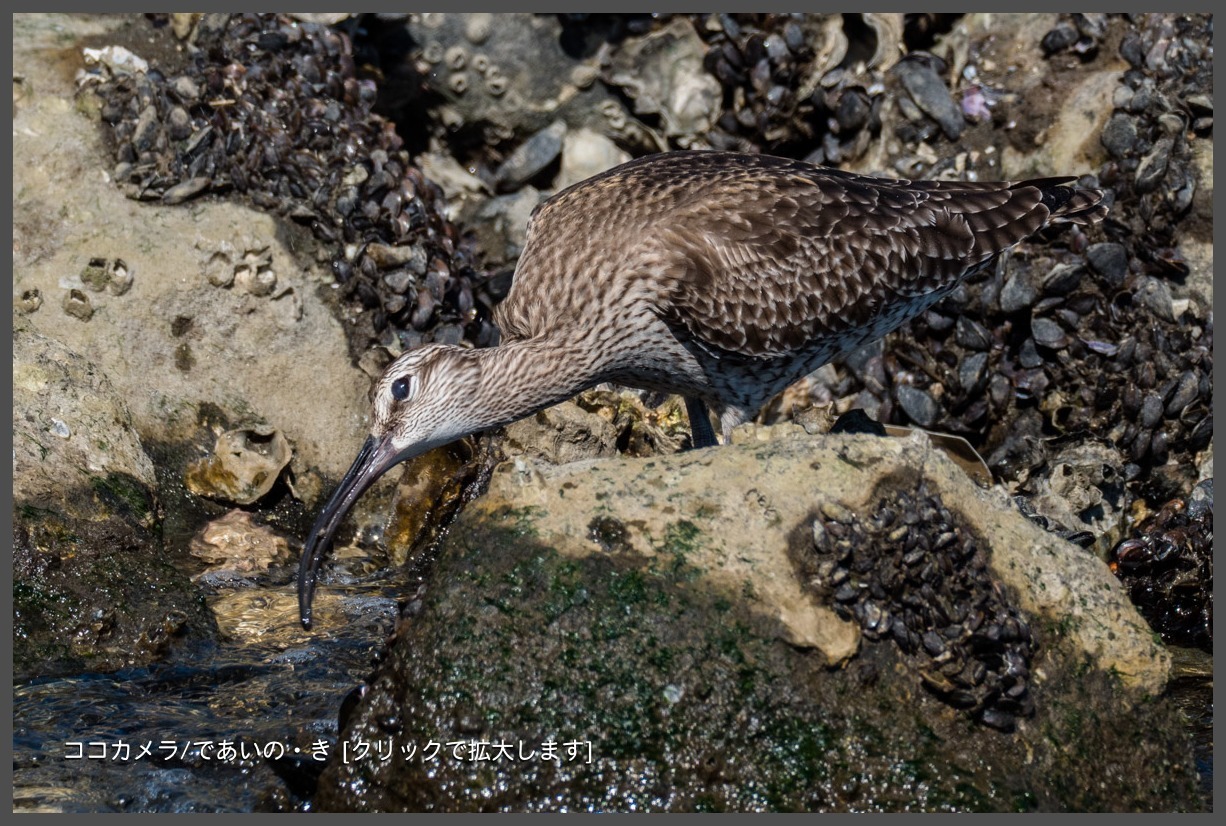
[
  {"x1": 301, "y1": 150, "x2": 1107, "y2": 626},
  {"x1": 500, "y1": 152, "x2": 1104, "y2": 366}
]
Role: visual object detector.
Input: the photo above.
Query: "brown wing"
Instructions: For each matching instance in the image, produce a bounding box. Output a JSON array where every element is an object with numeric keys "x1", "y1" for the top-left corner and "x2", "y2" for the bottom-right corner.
[
  {"x1": 495, "y1": 151, "x2": 1103, "y2": 356},
  {"x1": 645, "y1": 153, "x2": 1094, "y2": 358}
]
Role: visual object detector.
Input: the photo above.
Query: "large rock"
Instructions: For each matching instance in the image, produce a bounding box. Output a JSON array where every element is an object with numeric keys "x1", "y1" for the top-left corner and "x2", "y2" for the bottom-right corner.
[
  {"x1": 10, "y1": 11, "x2": 379, "y2": 677},
  {"x1": 314, "y1": 428, "x2": 1195, "y2": 811},
  {"x1": 12, "y1": 317, "x2": 156, "y2": 505},
  {"x1": 12, "y1": 12, "x2": 371, "y2": 485},
  {"x1": 405, "y1": 13, "x2": 643, "y2": 148},
  {"x1": 13, "y1": 318, "x2": 216, "y2": 679}
]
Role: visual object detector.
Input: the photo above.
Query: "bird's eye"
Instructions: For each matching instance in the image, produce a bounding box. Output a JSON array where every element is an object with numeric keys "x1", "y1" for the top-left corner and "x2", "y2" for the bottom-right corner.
[{"x1": 391, "y1": 376, "x2": 412, "y2": 401}]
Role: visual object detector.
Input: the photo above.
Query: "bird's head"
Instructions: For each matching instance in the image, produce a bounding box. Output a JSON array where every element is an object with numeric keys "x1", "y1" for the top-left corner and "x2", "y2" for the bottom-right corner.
[
  {"x1": 298, "y1": 343, "x2": 479, "y2": 628},
  {"x1": 368, "y1": 343, "x2": 482, "y2": 457}
]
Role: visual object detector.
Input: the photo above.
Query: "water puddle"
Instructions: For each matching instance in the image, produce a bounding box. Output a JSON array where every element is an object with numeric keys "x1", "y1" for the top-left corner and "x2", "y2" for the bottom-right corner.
[
  {"x1": 12, "y1": 550, "x2": 413, "y2": 813},
  {"x1": 12, "y1": 544, "x2": 1213, "y2": 812}
]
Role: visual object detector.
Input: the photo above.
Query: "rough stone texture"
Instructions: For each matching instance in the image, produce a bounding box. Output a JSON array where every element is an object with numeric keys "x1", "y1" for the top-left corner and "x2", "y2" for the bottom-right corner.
[
  {"x1": 484, "y1": 434, "x2": 862, "y2": 662},
  {"x1": 314, "y1": 428, "x2": 1195, "y2": 812},
  {"x1": 498, "y1": 427, "x2": 1169, "y2": 692},
  {"x1": 1178, "y1": 127, "x2": 1212, "y2": 306},
  {"x1": 12, "y1": 13, "x2": 371, "y2": 485},
  {"x1": 406, "y1": 13, "x2": 633, "y2": 144},
  {"x1": 184, "y1": 427, "x2": 293, "y2": 506},
  {"x1": 604, "y1": 17, "x2": 723, "y2": 141},
  {"x1": 13, "y1": 318, "x2": 216, "y2": 679},
  {"x1": 13, "y1": 316, "x2": 156, "y2": 505},
  {"x1": 556, "y1": 128, "x2": 633, "y2": 191},
  {"x1": 502, "y1": 401, "x2": 621, "y2": 466},
  {"x1": 999, "y1": 67, "x2": 1124, "y2": 180}
]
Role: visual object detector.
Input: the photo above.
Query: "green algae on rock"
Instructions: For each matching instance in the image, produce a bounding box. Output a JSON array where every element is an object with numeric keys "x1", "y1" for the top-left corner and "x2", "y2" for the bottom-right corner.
[{"x1": 313, "y1": 429, "x2": 1197, "y2": 811}]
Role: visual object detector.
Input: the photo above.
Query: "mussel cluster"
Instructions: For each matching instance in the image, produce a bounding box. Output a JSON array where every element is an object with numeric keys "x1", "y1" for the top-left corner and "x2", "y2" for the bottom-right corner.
[
  {"x1": 91, "y1": 12, "x2": 499, "y2": 354},
  {"x1": 823, "y1": 13, "x2": 1212, "y2": 521},
  {"x1": 1109, "y1": 479, "x2": 1213, "y2": 651},
  {"x1": 807, "y1": 483, "x2": 1036, "y2": 732},
  {"x1": 854, "y1": 236, "x2": 1213, "y2": 507},
  {"x1": 693, "y1": 13, "x2": 903, "y2": 160},
  {"x1": 695, "y1": 14, "x2": 831, "y2": 152},
  {"x1": 688, "y1": 12, "x2": 1001, "y2": 167},
  {"x1": 1086, "y1": 14, "x2": 1211, "y2": 256}
]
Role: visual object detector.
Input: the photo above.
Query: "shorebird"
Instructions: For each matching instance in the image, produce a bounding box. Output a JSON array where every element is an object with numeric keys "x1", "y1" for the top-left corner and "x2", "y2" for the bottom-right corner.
[{"x1": 298, "y1": 150, "x2": 1106, "y2": 628}]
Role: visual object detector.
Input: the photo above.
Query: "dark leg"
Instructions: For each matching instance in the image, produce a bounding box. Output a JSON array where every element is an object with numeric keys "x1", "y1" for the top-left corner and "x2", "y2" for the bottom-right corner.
[{"x1": 685, "y1": 396, "x2": 719, "y2": 449}]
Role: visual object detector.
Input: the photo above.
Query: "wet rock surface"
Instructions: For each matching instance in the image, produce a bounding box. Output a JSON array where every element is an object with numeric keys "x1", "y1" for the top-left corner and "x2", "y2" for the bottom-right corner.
[
  {"x1": 184, "y1": 426, "x2": 293, "y2": 506},
  {"x1": 315, "y1": 431, "x2": 1196, "y2": 811},
  {"x1": 1109, "y1": 480, "x2": 1213, "y2": 652},
  {"x1": 189, "y1": 509, "x2": 293, "y2": 575},
  {"x1": 382, "y1": 439, "x2": 503, "y2": 570},
  {"x1": 13, "y1": 318, "x2": 216, "y2": 680},
  {"x1": 12, "y1": 11, "x2": 1213, "y2": 812}
]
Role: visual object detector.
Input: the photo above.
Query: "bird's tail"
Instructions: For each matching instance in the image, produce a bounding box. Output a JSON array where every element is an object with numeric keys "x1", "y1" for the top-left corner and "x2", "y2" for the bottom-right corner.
[{"x1": 1023, "y1": 176, "x2": 1109, "y2": 226}]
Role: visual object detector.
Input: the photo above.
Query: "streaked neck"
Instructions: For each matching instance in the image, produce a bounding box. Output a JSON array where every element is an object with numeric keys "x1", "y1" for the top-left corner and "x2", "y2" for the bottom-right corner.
[{"x1": 461, "y1": 335, "x2": 608, "y2": 433}]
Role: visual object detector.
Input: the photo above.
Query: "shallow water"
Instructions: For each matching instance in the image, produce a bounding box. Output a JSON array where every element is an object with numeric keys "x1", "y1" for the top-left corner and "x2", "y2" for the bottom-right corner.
[
  {"x1": 1166, "y1": 647, "x2": 1214, "y2": 809},
  {"x1": 12, "y1": 555, "x2": 407, "y2": 813},
  {"x1": 12, "y1": 557, "x2": 1214, "y2": 812}
]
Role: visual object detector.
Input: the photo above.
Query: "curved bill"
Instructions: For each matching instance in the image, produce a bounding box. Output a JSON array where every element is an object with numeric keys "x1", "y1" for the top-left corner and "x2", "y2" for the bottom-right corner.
[{"x1": 297, "y1": 435, "x2": 401, "y2": 629}]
